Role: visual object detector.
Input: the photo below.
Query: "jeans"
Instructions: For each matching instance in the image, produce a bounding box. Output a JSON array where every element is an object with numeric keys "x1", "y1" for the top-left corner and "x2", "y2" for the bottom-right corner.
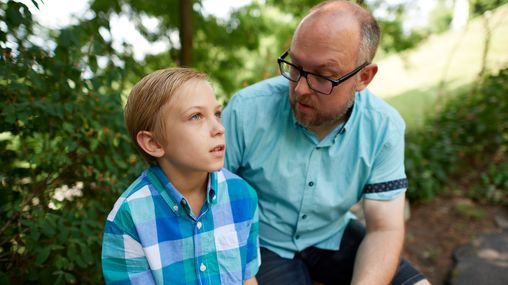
[{"x1": 257, "y1": 219, "x2": 426, "y2": 285}]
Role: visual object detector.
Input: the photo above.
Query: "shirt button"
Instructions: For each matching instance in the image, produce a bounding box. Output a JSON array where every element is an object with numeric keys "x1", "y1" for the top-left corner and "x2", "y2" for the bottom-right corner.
[
  {"x1": 295, "y1": 235, "x2": 300, "y2": 240},
  {"x1": 197, "y1": 221, "x2": 203, "y2": 229},
  {"x1": 302, "y1": 214, "x2": 307, "y2": 220},
  {"x1": 172, "y1": 205, "x2": 179, "y2": 211},
  {"x1": 308, "y1": 181, "x2": 314, "y2": 187},
  {"x1": 200, "y1": 263, "x2": 206, "y2": 272}
]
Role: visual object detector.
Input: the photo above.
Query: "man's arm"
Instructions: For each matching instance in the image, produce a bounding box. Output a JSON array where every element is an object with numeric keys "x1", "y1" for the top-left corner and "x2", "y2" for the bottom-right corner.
[{"x1": 351, "y1": 193, "x2": 406, "y2": 285}]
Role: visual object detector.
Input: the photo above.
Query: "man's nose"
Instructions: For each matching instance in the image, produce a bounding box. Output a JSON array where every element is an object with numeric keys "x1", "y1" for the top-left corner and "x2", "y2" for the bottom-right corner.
[{"x1": 294, "y1": 75, "x2": 313, "y2": 95}]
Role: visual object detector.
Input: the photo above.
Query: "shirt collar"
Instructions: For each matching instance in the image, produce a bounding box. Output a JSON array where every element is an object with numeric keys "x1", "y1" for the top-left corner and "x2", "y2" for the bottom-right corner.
[{"x1": 148, "y1": 165, "x2": 218, "y2": 216}]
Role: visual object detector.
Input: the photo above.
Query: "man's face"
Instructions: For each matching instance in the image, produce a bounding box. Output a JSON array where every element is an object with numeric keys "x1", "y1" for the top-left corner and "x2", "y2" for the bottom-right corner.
[
  {"x1": 158, "y1": 80, "x2": 225, "y2": 174},
  {"x1": 288, "y1": 16, "x2": 362, "y2": 137}
]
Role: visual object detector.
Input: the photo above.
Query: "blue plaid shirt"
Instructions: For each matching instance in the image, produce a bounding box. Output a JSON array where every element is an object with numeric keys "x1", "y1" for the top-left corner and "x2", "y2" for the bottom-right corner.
[{"x1": 102, "y1": 166, "x2": 260, "y2": 284}]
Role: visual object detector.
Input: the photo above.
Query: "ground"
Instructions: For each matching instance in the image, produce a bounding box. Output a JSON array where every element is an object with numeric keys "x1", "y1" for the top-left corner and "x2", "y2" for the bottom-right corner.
[{"x1": 403, "y1": 194, "x2": 507, "y2": 284}]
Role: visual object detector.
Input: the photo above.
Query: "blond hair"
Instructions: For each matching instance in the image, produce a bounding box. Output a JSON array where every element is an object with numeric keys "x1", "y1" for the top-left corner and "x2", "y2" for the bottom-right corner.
[{"x1": 124, "y1": 67, "x2": 208, "y2": 164}]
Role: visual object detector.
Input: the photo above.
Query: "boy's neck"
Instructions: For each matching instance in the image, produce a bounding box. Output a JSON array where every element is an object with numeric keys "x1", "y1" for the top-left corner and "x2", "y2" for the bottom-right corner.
[{"x1": 157, "y1": 161, "x2": 209, "y2": 216}]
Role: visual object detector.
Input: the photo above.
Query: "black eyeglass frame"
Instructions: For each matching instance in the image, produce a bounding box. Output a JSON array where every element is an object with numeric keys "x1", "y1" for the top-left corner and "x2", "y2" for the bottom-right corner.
[{"x1": 277, "y1": 49, "x2": 369, "y2": 95}]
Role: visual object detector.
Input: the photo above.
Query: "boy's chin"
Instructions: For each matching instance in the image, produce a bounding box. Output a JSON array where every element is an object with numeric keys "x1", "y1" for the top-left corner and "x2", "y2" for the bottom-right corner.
[{"x1": 209, "y1": 162, "x2": 224, "y2": 172}]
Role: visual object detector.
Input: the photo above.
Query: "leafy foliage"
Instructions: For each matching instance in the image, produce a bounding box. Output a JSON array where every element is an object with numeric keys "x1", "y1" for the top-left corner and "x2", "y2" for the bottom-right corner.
[
  {"x1": 1, "y1": 0, "x2": 507, "y2": 283},
  {"x1": 0, "y1": 1, "x2": 144, "y2": 283},
  {"x1": 470, "y1": 0, "x2": 508, "y2": 16},
  {"x1": 405, "y1": 68, "x2": 508, "y2": 203}
]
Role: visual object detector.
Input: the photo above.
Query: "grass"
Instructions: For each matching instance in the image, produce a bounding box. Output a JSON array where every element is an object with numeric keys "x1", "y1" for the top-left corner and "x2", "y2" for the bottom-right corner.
[{"x1": 369, "y1": 4, "x2": 508, "y2": 129}]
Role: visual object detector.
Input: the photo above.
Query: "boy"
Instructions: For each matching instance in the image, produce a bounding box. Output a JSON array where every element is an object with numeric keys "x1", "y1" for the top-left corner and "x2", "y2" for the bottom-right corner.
[{"x1": 102, "y1": 68, "x2": 260, "y2": 285}]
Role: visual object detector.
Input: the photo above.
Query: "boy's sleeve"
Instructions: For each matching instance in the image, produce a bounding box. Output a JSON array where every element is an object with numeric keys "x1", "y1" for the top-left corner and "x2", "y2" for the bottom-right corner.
[
  {"x1": 102, "y1": 206, "x2": 155, "y2": 284},
  {"x1": 244, "y1": 186, "x2": 261, "y2": 279}
]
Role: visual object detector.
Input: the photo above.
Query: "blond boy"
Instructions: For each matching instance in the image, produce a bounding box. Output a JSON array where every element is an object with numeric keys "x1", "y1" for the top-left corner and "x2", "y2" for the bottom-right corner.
[{"x1": 102, "y1": 68, "x2": 259, "y2": 285}]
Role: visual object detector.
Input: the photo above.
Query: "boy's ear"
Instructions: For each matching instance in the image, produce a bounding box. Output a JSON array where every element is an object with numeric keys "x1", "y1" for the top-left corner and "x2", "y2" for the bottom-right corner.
[
  {"x1": 355, "y1": 63, "x2": 378, "y2": 91},
  {"x1": 136, "y1": 131, "x2": 165, "y2": 158}
]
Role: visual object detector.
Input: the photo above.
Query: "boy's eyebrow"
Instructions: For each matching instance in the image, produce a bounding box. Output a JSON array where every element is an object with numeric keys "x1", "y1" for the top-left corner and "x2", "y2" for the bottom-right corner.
[{"x1": 182, "y1": 104, "x2": 222, "y2": 113}]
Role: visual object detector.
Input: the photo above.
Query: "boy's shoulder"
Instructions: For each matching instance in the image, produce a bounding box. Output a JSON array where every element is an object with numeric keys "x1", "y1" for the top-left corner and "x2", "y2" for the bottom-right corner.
[
  {"x1": 217, "y1": 168, "x2": 257, "y2": 200},
  {"x1": 106, "y1": 170, "x2": 157, "y2": 222}
]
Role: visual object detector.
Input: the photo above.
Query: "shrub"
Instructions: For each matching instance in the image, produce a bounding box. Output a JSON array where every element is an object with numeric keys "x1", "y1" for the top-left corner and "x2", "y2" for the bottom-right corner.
[
  {"x1": 405, "y1": 68, "x2": 508, "y2": 203},
  {"x1": 0, "y1": 1, "x2": 144, "y2": 283}
]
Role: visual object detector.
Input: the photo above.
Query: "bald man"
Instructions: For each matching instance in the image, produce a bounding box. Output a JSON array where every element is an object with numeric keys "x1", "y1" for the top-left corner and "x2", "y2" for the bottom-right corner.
[{"x1": 223, "y1": 1, "x2": 430, "y2": 284}]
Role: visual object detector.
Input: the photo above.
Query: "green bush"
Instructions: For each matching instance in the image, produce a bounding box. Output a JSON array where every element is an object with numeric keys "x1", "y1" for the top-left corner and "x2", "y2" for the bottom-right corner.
[
  {"x1": 0, "y1": 1, "x2": 143, "y2": 283},
  {"x1": 405, "y1": 68, "x2": 508, "y2": 203}
]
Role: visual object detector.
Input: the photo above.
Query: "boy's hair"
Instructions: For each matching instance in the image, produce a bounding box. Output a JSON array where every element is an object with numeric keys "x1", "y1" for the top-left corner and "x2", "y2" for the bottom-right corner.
[{"x1": 124, "y1": 67, "x2": 208, "y2": 164}]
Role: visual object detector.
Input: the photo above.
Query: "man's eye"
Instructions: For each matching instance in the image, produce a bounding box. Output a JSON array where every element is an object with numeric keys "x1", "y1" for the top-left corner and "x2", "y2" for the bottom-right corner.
[{"x1": 215, "y1": 111, "x2": 222, "y2": 119}]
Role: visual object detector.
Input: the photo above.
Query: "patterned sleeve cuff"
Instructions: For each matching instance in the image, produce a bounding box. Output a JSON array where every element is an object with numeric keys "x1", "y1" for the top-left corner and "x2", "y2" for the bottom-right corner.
[{"x1": 363, "y1": 178, "x2": 408, "y2": 194}]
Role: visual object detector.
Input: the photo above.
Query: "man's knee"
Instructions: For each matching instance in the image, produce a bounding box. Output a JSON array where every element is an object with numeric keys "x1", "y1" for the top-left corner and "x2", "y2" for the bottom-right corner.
[{"x1": 257, "y1": 247, "x2": 312, "y2": 285}]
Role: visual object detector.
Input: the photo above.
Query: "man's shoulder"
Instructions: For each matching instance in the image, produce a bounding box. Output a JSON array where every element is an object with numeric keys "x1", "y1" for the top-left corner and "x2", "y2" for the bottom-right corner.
[
  {"x1": 229, "y1": 76, "x2": 288, "y2": 105},
  {"x1": 356, "y1": 89, "x2": 405, "y2": 130}
]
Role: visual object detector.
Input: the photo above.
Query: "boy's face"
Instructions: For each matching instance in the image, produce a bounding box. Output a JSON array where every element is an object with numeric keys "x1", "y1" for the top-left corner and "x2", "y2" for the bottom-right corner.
[{"x1": 158, "y1": 80, "x2": 225, "y2": 174}]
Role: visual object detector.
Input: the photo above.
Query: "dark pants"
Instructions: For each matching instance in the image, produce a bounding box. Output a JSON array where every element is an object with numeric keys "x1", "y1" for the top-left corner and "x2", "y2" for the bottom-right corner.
[{"x1": 257, "y1": 219, "x2": 426, "y2": 285}]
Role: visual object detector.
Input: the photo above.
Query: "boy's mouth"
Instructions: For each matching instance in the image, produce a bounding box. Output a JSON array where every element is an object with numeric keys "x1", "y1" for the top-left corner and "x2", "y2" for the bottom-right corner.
[{"x1": 210, "y1": 144, "x2": 225, "y2": 153}]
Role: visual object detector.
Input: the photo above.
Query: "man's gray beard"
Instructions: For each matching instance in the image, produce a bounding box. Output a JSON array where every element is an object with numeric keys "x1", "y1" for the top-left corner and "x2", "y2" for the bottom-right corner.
[{"x1": 293, "y1": 92, "x2": 356, "y2": 130}]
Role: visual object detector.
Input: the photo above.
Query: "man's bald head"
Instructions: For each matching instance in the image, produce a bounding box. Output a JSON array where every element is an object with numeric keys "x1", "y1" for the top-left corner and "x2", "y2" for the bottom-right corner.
[{"x1": 294, "y1": 1, "x2": 380, "y2": 63}]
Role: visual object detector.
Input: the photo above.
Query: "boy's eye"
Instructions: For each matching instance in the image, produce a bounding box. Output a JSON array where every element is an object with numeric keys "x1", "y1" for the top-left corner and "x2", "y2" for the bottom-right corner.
[
  {"x1": 190, "y1": 113, "x2": 203, "y2": 121},
  {"x1": 215, "y1": 111, "x2": 222, "y2": 119}
]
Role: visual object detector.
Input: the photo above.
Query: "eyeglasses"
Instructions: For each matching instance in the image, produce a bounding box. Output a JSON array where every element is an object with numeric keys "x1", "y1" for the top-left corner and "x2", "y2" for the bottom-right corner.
[{"x1": 277, "y1": 49, "x2": 369, "y2": 95}]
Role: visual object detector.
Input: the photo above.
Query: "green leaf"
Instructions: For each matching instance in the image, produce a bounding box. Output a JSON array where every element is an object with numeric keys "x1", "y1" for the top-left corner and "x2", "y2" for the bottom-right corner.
[
  {"x1": 64, "y1": 272, "x2": 76, "y2": 284},
  {"x1": 41, "y1": 223, "x2": 55, "y2": 238},
  {"x1": 31, "y1": 0, "x2": 40, "y2": 9},
  {"x1": 35, "y1": 247, "x2": 51, "y2": 266}
]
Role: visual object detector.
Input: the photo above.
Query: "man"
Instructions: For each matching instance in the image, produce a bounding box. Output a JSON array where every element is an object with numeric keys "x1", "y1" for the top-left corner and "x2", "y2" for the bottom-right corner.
[{"x1": 223, "y1": 1, "x2": 430, "y2": 284}]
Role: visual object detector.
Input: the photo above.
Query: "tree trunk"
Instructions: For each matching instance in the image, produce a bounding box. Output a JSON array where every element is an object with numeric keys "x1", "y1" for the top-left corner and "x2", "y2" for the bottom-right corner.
[
  {"x1": 451, "y1": 0, "x2": 470, "y2": 30},
  {"x1": 179, "y1": 0, "x2": 192, "y2": 67}
]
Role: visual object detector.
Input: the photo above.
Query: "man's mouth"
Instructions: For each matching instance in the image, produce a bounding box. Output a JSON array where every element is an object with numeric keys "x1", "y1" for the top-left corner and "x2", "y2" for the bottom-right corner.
[{"x1": 297, "y1": 100, "x2": 313, "y2": 110}]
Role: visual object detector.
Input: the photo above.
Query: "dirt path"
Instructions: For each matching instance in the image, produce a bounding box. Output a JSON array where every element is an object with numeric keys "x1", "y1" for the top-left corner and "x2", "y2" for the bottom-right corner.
[{"x1": 403, "y1": 195, "x2": 507, "y2": 284}]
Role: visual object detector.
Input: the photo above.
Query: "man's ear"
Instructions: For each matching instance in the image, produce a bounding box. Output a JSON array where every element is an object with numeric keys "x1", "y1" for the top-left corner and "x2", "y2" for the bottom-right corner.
[
  {"x1": 136, "y1": 131, "x2": 165, "y2": 158},
  {"x1": 356, "y1": 63, "x2": 378, "y2": 91}
]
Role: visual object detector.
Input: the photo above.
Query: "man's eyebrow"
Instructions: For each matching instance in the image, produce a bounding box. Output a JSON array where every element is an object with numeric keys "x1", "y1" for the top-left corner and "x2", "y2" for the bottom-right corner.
[{"x1": 289, "y1": 53, "x2": 342, "y2": 73}]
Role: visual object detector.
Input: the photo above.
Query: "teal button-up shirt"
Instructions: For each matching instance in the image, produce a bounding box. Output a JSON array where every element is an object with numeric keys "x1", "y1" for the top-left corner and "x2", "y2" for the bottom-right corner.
[{"x1": 223, "y1": 76, "x2": 407, "y2": 259}]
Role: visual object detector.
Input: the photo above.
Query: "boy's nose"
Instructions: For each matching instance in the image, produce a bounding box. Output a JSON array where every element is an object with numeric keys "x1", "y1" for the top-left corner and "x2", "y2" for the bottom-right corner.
[{"x1": 212, "y1": 119, "x2": 225, "y2": 136}]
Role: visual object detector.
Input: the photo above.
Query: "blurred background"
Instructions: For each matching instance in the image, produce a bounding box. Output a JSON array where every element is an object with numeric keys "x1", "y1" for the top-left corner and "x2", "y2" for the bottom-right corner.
[{"x1": 1, "y1": 0, "x2": 507, "y2": 284}]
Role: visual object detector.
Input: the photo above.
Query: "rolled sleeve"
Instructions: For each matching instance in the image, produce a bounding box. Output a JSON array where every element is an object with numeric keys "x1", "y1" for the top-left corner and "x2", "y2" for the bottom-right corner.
[{"x1": 363, "y1": 119, "x2": 407, "y2": 201}]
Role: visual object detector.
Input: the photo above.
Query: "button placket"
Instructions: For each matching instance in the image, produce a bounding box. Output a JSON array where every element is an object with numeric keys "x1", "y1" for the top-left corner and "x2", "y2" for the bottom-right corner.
[{"x1": 295, "y1": 147, "x2": 320, "y2": 248}]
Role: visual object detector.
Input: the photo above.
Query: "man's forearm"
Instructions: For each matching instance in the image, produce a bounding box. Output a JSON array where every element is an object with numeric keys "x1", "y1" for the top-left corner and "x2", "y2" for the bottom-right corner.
[{"x1": 351, "y1": 228, "x2": 404, "y2": 285}]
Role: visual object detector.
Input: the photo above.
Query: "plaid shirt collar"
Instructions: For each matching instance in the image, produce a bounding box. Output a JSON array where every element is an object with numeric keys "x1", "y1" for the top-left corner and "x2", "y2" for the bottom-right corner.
[{"x1": 148, "y1": 165, "x2": 218, "y2": 217}]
